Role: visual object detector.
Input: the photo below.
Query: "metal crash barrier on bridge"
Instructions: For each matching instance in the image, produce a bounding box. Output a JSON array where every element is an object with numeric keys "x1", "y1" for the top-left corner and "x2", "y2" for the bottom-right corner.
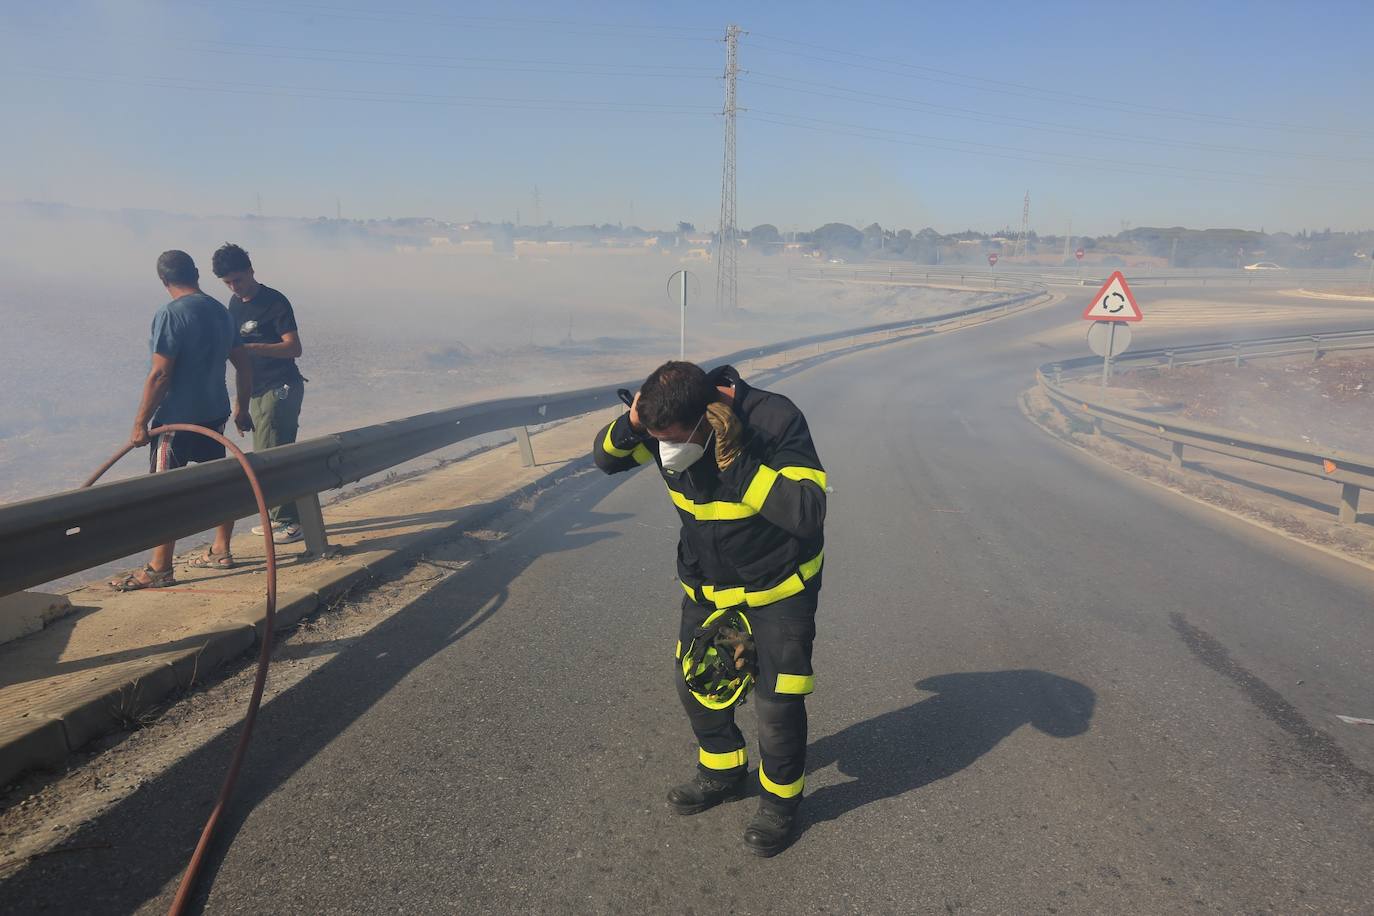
[
  {"x1": 0, "y1": 281, "x2": 1051, "y2": 597},
  {"x1": 1038, "y1": 329, "x2": 1374, "y2": 525}
]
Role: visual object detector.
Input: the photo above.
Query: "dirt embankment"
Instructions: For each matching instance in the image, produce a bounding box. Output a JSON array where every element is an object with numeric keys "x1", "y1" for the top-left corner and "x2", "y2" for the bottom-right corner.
[
  {"x1": 1117, "y1": 352, "x2": 1374, "y2": 455},
  {"x1": 1023, "y1": 349, "x2": 1374, "y2": 567}
]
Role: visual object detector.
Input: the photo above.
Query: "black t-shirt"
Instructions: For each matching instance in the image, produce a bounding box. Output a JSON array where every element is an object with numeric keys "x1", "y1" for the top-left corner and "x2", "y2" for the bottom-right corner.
[{"x1": 227, "y1": 284, "x2": 303, "y2": 396}]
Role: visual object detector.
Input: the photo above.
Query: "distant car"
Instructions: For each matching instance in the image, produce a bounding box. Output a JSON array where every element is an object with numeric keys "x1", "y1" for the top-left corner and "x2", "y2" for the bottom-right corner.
[
  {"x1": 827, "y1": 257, "x2": 846, "y2": 265},
  {"x1": 1243, "y1": 261, "x2": 1286, "y2": 271}
]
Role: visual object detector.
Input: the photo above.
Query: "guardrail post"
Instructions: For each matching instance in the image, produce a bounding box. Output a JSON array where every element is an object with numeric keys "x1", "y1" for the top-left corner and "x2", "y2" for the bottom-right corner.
[
  {"x1": 1312, "y1": 336, "x2": 1321, "y2": 362},
  {"x1": 1051, "y1": 363, "x2": 1062, "y2": 384},
  {"x1": 1232, "y1": 344, "x2": 1243, "y2": 367},
  {"x1": 295, "y1": 493, "x2": 332, "y2": 558},
  {"x1": 515, "y1": 426, "x2": 536, "y2": 468},
  {"x1": 1170, "y1": 441, "x2": 1185, "y2": 468},
  {"x1": 1338, "y1": 483, "x2": 1360, "y2": 524},
  {"x1": 1166, "y1": 351, "x2": 1176, "y2": 370}
]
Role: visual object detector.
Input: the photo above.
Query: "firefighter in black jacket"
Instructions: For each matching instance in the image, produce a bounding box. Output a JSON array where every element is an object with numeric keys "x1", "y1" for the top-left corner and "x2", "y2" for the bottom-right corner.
[{"x1": 593, "y1": 360, "x2": 826, "y2": 856}]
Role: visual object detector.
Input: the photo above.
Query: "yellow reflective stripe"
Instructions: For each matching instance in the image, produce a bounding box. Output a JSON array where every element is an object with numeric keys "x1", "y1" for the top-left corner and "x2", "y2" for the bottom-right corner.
[
  {"x1": 667, "y1": 488, "x2": 758, "y2": 521},
  {"x1": 601, "y1": 423, "x2": 634, "y2": 458},
  {"x1": 699, "y1": 747, "x2": 747, "y2": 770},
  {"x1": 631, "y1": 443, "x2": 653, "y2": 465},
  {"x1": 759, "y1": 768, "x2": 805, "y2": 799},
  {"x1": 779, "y1": 466, "x2": 827, "y2": 489},
  {"x1": 744, "y1": 573, "x2": 804, "y2": 607},
  {"x1": 775, "y1": 673, "x2": 815, "y2": 695},
  {"x1": 694, "y1": 552, "x2": 826, "y2": 610},
  {"x1": 681, "y1": 581, "x2": 697, "y2": 601},
  {"x1": 675, "y1": 639, "x2": 681, "y2": 658},
  {"x1": 741, "y1": 465, "x2": 779, "y2": 511},
  {"x1": 702, "y1": 583, "x2": 747, "y2": 608},
  {"x1": 665, "y1": 466, "x2": 824, "y2": 520}
]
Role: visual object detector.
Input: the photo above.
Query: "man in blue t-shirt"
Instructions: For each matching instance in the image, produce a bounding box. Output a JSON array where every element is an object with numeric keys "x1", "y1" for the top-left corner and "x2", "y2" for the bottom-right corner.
[{"x1": 109, "y1": 250, "x2": 254, "y2": 591}]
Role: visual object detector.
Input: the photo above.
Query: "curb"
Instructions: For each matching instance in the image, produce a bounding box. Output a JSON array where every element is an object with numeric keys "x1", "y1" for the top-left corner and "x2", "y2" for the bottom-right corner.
[{"x1": 0, "y1": 454, "x2": 594, "y2": 788}]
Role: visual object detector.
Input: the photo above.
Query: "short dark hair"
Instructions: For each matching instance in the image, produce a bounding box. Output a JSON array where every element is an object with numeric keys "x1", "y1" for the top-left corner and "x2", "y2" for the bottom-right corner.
[
  {"x1": 156, "y1": 250, "x2": 199, "y2": 287},
  {"x1": 638, "y1": 361, "x2": 715, "y2": 432},
  {"x1": 212, "y1": 242, "x2": 253, "y2": 277}
]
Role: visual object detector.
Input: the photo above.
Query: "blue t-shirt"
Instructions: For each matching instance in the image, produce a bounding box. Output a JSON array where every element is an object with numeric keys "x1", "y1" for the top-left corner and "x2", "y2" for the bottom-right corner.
[{"x1": 148, "y1": 292, "x2": 239, "y2": 425}]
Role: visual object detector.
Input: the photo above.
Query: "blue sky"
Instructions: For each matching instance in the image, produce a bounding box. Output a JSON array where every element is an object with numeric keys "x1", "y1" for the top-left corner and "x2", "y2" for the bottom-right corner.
[{"x1": 3, "y1": 0, "x2": 1371, "y2": 235}]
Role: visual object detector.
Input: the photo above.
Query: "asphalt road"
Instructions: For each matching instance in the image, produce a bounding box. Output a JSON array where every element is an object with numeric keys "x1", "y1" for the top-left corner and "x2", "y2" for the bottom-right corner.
[{"x1": 4, "y1": 289, "x2": 1373, "y2": 914}]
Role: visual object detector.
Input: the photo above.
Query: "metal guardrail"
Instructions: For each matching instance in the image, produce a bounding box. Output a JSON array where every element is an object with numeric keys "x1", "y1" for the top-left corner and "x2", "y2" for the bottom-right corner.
[
  {"x1": 1038, "y1": 329, "x2": 1374, "y2": 524},
  {"x1": 743, "y1": 263, "x2": 1369, "y2": 291},
  {"x1": 0, "y1": 281, "x2": 1051, "y2": 596}
]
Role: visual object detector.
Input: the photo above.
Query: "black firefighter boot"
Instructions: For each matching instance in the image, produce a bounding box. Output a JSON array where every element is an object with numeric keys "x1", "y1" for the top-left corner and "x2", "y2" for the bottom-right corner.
[
  {"x1": 743, "y1": 800, "x2": 797, "y2": 857},
  {"x1": 667, "y1": 771, "x2": 747, "y2": 815}
]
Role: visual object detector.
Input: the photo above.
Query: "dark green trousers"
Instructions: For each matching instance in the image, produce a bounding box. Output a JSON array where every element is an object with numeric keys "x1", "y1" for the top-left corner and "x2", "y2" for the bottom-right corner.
[{"x1": 249, "y1": 382, "x2": 304, "y2": 525}]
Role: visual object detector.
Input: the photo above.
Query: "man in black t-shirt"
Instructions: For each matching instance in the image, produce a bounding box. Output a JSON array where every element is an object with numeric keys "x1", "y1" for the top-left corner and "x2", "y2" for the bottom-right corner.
[{"x1": 212, "y1": 243, "x2": 308, "y2": 543}]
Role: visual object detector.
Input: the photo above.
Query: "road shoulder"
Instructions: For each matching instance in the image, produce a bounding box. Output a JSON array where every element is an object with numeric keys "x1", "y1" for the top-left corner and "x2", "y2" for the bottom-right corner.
[{"x1": 1019, "y1": 385, "x2": 1374, "y2": 574}]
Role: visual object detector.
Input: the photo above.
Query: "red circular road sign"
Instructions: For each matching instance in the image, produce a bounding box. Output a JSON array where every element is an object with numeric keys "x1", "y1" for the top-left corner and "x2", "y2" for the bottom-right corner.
[
  {"x1": 987, "y1": 252, "x2": 999, "y2": 266},
  {"x1": 1075, "y1": 247, "x2": 1085, "y2": 260}
]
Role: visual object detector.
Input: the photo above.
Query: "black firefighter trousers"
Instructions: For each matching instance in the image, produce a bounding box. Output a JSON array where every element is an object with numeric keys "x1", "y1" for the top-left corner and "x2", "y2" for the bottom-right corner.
[{"x1": 675, "y1": 589, "x2": 818, "y2": 811}]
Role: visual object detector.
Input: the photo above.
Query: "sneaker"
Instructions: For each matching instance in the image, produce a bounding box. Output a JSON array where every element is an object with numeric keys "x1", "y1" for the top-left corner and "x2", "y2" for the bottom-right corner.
[
  {"x1": 742, "y1": 802, "x2": 797, "y2": 857},
  {"x1": 251, "y1": 521, "x2": 286, "y2": 536},
  {"x1": 667, "y1": 771, "x2": 746, "y2": 815},
  {"x1": 272, "y1": 524, "x2": 304, "y2": 544}
]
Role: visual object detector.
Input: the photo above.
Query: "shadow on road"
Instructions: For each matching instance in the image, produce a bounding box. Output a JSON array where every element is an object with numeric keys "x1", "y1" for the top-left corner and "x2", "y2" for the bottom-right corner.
[
  {"x1": 0, "y1": 471, "x2": 631, "y2": 914},
  {"x1": 803, "y1": 670, "x2": 1095, "y2": 827}
]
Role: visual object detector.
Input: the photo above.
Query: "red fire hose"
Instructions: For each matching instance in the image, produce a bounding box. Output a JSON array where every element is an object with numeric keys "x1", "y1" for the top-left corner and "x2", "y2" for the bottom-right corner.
[{"x1": 85, "y1": 424, "x2": 278, "y2": 915}]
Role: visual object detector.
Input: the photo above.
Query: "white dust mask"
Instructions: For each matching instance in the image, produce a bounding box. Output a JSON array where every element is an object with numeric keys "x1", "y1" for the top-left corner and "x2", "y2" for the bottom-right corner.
[{"x1": 658, "y1": 415, "x2": 710, "y2": 474}]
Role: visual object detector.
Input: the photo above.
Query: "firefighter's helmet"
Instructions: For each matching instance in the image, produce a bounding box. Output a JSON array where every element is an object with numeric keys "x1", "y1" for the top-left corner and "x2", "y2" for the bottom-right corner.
[{"x1": 681, "y1": 607, "x2": 756, "y2": 710}]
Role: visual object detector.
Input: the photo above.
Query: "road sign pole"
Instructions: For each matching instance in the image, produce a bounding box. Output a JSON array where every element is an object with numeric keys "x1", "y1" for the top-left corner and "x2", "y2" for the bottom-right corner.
[{"x1": 1101, "y1": 322, "x2": 1116, "y2": 388}]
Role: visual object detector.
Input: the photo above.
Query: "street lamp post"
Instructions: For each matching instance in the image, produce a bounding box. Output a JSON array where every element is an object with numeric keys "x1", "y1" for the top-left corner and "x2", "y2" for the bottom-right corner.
[{"x1": 667, "y1": 269, "x2": 695, "y2": 360}]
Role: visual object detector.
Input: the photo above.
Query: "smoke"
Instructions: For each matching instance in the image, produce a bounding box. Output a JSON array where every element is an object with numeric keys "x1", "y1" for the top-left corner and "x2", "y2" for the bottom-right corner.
[{"x1": 0, "y1": 201, "x2": 988, "y2": 503}]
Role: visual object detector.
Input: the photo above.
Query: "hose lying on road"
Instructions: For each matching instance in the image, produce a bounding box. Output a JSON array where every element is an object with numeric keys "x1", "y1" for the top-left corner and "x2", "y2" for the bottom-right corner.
[{"x1": 84, "y1": 424, "x2": 278, "y2": 916}]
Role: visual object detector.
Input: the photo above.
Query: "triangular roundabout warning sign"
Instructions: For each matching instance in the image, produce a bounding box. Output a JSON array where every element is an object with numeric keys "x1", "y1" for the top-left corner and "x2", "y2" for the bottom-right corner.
[{"x1": 1082, "y1": 271, "x2": 1143, "y2": 322}]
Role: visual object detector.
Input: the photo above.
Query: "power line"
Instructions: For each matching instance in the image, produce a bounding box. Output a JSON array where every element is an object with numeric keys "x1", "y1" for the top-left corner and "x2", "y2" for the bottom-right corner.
[
  {"x1": 176, "y1": 39, "x2": 720, "y2": 79},
  {"x1": 743, "y1": 72, "x2": 1374, "y2": 165},
  {"x1": 747, "y1": 108, "x2": 1360, "y2": 184},
  {"x1": 211, "y1": 2, "x2": 723, "y2": 41},
  {"x1": 10, "y1": 66, "x2": 719, "y2": 114},
  {"x1": 188, "y1": 38, "x2": 717, "y2": 71},
  {"x1": 746, "y1": 33, "x2": 1374, "y2": 140},
  {"x1": 741, "y1": 111, "x2": 1369, "y2": 189},
  {"x1": 8, "y1": 27, "x2": 720, "y2": 79}
]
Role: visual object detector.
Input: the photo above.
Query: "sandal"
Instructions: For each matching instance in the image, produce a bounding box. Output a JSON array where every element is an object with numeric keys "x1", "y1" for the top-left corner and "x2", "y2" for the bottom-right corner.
[
  {"x1": 110, "y1": 565, "x2": 177, "y2": 591},
  {"x1": 187, "y1": 547, "x2": 236, "y2": 570}
]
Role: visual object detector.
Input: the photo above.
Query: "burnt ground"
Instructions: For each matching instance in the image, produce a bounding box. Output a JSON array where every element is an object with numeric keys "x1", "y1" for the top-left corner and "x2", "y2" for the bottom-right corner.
[{"x1": 1118, "y1": 351, "x2": 1374, "y2": 455}]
